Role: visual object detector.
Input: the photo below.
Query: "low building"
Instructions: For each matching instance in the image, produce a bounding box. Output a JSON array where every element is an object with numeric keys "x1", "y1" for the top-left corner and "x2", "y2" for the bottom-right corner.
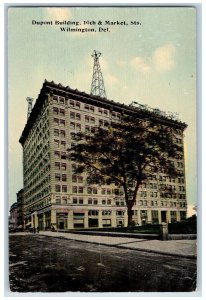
[
  {"x1": 9, "y1": 202, "x2": 18, "y2": 229},
  {"x1": 17, "y1": 189, "x2": 24, "y2": 228}
]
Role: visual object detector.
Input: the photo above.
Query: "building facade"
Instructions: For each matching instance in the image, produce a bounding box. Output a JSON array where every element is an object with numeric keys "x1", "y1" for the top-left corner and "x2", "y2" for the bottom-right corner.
[
  {"x1": 19, "y1": 80, "x2": 187, "y2": 230},
  {"x1": 17, "y1": 189, "x2": 24, "y2": 228},
  {"x1": 9, "y1": 202, "x2": 18, "y2": 229}
]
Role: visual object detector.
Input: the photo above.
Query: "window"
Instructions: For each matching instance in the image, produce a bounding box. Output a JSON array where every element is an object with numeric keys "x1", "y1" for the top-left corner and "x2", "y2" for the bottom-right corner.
[
  {"x1": 76, "y1": 123, "x2": 81, "y2": 131},
  {"x1": 116, "y1": 211, "x2": 124, "y2": 216},
  {"x1": 70, "y1": 100, "x2": 75, "y2": 107},
  {"x1": 59, "y1": 108, "x2": 65, "y2": 116},
  {"x1": 79, "y1": 198, "x2": 83, "y2": 204},
  {"x1": 90, "y1": 117, "x2": 95, "y2": 123},
  {"x1": 72, "y1": 164, "x2": 76, "y2": 172},
  {"x1": 103, "y1": 210, "x2": 111, "y2": 216},
  {"x1": 62, "y1": 174, "x2": 67, "y2": 181},
  {"x1": 54, "y1": 151, "x2": 60, "y2": 158},
  {"x1": 54, "y1": 139, "x2": 59, "y2": 147},
  {"x1": 72, "y1": 175, "x2": 77, "y2": 182},
  {"x1": 85, "y1": 104, "x2": 89, "y2": 110},
  {"x1": 85, "y1": 115, "x2": 90, "y2": 123},
  {"x1": 76, "y1": 113, "x2": 81, "y2": 120},
  {"x1": 78, "y1": 187, "x2": 84, "y2": 193},
  {"x1": 141, "y1": 191, "x2": 147, "y2": 197},
  {"x1": 99, "y1": 119, "x2": 103, "y2": 126},
  {"x1": 60, "y1": 119, "x2": 65, "y2": 127},
  {"x1": 54, "y1": 129, "x2": 59, "y2": 136},
  {"x1": 61, "y1": 152, "x2": 66, "y2": 159},
  {"x1": 76, "y1": 102, "x2": 80, "y2": 108},
  {"x1": 77, "y1": 176, "x2": 83, "y2": 183},
  {"x1": 93, "y1": 199, "x2": 98, "y2": 205},
  {"x1": 72, "y1": 186, "x2": 77, "y2": 193},
  {"x1": 54, "y1": 118, "x2": 59, "y2": 125},
  {"x1": 87, "y1": 187, "x2": 92, "y2": 194},
  {"x1": 70, "y1": 132, "x2": 76, "y2": 140},
  {"x1": 61, "y1": 141, "x2": 66, "y2": 149},
  {"x1": 55, "y1": 162, "x2": 60, "y2": 170},
  {"x1": 93, "y1": 187, "x2": 97, "y2": 194},
  {"x1": 102, "y1": 200, "x2": 106, "y2": 205},
  {"x1": 53, "y1": 107, "x2": 58, "y2": 115},
  {"x1": 107, "y1": 199, "x2": 111, "y2": 205},
  {"x1": 55, "y1": 173, "x2": 61, "y2": 181},
  {"x1": 60, "y1": 130, "x2": 65, "y2": 138},
  {"x1": 73, "y1": 197, "x2": 78, "y2": 204},
  {"x1": 88, "y1": 198, "x2": 93, "y2": 204},
  {"x1": 53, "y1": 96, "x2": 58, "y2": 103},
  {"x1": 62, "y1": 185, "x2": 67, "y2": 192},
  {"x1": 88, "y1": 210, "x2": 98, "y2": 216},
  {"x1": 62, "y1": 197, "x2": 67, "y2": 204},
  {"x1": 56, "y1": 196, "x2": 61, "y2": 204},
  {"x1": 61, "y1": 163, "x2": 67, "y2": 170},
  {"x1": 70, "y1": 112, "x2": 75, "y2": 119},
  {"x1": 59, "y1": 97, "x2": 65, "y2": 105},
  {"x1": 55, "y1": 185, "x2": 61, "y2": 192},
  {"x1": 70, "y1": 122, "x2": 75, "y2": 129}
]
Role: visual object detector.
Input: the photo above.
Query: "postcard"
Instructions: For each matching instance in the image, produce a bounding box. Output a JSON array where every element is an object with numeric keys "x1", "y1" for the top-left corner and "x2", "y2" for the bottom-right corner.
[{"x1": 8, "y1": 5, "x2": 197, "y2": 294}]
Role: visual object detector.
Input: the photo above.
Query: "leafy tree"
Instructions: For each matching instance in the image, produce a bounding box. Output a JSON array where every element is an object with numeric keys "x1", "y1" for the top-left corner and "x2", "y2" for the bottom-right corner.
[{"x1": 68, "y1": 112, "x2": 185, "y2": 226}]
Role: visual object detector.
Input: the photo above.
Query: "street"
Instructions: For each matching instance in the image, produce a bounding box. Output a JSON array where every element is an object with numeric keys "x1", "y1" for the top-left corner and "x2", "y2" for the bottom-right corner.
[{"x1": 9, "y1": 233, "x2": 196, "y2": 293}]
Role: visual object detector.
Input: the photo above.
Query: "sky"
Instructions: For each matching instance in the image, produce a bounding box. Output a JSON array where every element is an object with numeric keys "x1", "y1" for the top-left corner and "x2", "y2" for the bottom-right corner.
[{"x1": 8, "y1": 6, "x2": 196, "y2": 216}]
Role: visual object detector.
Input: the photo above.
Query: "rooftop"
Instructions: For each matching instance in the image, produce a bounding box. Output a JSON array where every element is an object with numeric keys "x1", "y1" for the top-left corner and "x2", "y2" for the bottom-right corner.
[{"x1": 19, "y1": 80, "x2": 187, "y2": 145}]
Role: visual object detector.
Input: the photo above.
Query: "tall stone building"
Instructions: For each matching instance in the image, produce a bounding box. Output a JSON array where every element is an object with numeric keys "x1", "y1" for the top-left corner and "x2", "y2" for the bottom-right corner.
[{"x1": 19, "y1": 80, "x2": 187, "y2": 230}]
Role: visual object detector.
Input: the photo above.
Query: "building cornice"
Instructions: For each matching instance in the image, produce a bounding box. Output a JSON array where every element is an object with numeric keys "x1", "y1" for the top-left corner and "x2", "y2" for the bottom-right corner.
[{"x1": 19, "y1": 79, "x2": 187, "y2": 145}]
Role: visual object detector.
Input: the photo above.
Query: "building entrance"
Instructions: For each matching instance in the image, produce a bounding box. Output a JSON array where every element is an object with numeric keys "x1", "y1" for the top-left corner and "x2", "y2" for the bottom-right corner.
[
  {"x1": 59, "y1": 221, "x2": 64, "y2": 229},
  {"x1": 161, "y1": 211, "x2": 167, "y2": 223},
  {"x1": 56, "y1": 212, "x2": 68, "y2": 229},
  {"x1": 89, "y1": 218, "x2": 98, "y2": 227}
]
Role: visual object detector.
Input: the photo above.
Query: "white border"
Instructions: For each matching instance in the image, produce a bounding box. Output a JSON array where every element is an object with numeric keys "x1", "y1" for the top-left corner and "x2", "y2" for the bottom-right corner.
[{"x1": 1, "y1": 1, "x2": 204, "y2": 299}]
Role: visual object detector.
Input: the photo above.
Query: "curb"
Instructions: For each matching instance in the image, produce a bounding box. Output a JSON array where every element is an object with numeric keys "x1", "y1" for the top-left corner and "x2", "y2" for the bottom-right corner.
[{"x1": 39, "y1": 233, "x2": 197, "y2": 260}]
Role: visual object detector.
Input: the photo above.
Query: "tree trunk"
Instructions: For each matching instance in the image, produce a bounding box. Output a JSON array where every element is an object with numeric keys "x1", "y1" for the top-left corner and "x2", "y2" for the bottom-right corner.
[{"x1": 127, "y1": 207, "x2": 133, "y2": 227}]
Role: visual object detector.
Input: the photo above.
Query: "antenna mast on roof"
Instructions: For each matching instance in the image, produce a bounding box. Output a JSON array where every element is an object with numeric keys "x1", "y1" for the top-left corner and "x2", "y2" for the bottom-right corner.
[{"x1": 90, "y1": 50, "x2": 107, "y2": 98}]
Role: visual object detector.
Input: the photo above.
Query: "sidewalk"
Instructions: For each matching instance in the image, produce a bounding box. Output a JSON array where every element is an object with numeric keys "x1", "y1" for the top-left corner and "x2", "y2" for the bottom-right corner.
[{"x1": 37, "y1": 231, "x2": 197, "y2": 259}]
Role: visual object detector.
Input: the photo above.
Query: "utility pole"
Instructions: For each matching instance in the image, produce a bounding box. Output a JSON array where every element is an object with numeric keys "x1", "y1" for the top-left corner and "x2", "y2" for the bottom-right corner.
[{"x1": 90, "y1": 50, "x2": 107, "y2": 98}]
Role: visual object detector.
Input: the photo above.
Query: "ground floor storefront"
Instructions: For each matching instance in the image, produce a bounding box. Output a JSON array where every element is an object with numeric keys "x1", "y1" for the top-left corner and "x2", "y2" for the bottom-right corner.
[{"x1": 24, "y1": 206, "x2": 187, "y2": 231}]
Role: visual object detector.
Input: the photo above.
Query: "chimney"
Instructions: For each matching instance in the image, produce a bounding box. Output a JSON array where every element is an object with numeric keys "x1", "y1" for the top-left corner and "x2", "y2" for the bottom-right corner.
[{"x1": 26, "y1": 97, "x2": 33, "y2": 120}]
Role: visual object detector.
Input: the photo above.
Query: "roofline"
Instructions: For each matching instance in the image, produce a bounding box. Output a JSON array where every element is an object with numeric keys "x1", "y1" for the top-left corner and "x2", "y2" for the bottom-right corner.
[{"x1": 19, "y1": 79, "x2": 187, "y2": 145}]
